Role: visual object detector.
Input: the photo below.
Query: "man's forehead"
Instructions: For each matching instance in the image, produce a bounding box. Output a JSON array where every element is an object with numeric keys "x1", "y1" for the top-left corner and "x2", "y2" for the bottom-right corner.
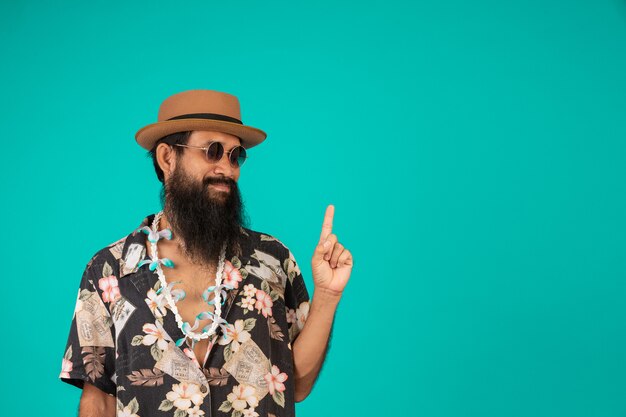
[{"x1": 188, "y1": 130, "x2": 242, "y2": 147}]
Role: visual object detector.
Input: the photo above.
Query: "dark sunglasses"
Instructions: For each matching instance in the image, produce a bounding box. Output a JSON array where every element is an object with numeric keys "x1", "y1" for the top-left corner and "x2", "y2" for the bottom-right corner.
[{"x1": 173, "y1": 142, "x2": 248, "y2": 168}]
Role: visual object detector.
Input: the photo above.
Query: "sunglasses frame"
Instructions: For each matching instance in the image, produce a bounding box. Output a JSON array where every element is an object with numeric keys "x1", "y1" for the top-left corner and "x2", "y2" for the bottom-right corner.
[{"x1": 173, "y1": 142, "x2": 248, "y2": 168}]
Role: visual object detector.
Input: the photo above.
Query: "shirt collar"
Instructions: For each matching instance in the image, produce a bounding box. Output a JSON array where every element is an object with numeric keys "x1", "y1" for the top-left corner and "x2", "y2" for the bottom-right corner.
[{"x1": 118, "y1": 213, "x2": 155, "y2": 278}]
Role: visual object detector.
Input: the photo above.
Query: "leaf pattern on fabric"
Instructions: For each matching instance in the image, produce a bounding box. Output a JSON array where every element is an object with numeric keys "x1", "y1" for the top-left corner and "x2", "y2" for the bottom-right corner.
[
  {"x1": 117, "y1": 397, "x2": 140, "y2": 415},
  {"x1": 79, "y1": 289, "x2": 93, "y2": 302},
  {"x1": 260, "y1": 280, "x2": 271, "y2": 295},
  {"x1": 102, "y1": 261, "x2": 113, "y2": 277},
  {"x1": 218, "y1": 400, "x2": 233, "y2": 412},
  {"x1": 158, "y1": 399, "x2": 174, "y2": 411},
  {"x1": 227, "y1": 288, "x2": 238, "y2": 307},
  {"x1": 283, "y1": 257, "x2": 300, "y2": 284},
  {"x1": 150, "y1": 343, "x2": 163, "y2": 361},
  {"x1": 231, "y1": 256, "x2": 242, "y2": 269},
  {"x1": 268, "y1": 317, "x2": 284, "y2": 341},
  {"x1": 273, "y1": 390, "x2": 285, "y2": 408},
  {"x1": 64, "y1": 345, "x2": 73, "y2": 361},
  {"x1": 259, "y1": 278, "x2": 283, "y2": 302},
  {"x1": 224, "y1": 343, "x2": 234, "y2": 362},
  {"x1": 242, "y1": 318, "x2": 256, "y2": 332},
  {"x1": 127, "y1": 368, "x2": 165, "y2": 387},
  {"x1": 204, "y1": 367, "x2": 230, "y2": 387},
  {"x1": 128, "y1": 398, "x2": 139, "y2": 414},
  {"x1": 82, "y1": 346, "x2": 106, "y2": 381}
]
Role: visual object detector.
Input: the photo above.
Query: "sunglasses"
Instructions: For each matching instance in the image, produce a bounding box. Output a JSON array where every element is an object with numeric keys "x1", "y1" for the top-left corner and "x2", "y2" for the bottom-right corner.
[{"x1": 173, "y1": 142, "x2": 248, "y2": 168}]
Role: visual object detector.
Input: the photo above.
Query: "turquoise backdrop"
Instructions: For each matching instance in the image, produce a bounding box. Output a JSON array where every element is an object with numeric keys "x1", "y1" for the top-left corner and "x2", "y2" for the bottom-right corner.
[{"x1": 1, "y1": 1, "x2": 626, "y2": 416}]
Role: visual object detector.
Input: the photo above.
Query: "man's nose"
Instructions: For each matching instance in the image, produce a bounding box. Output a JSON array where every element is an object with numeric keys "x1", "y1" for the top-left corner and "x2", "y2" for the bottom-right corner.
[{"x1": 212, "y1": 152, "x2": 236, "y2": 178}]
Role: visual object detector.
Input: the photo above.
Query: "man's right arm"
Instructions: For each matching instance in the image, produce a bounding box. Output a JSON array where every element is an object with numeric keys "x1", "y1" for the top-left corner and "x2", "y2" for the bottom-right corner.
[
  {"x1": 79, "y1": 382, "x2": 116, "y2": 417},
  {"x1": 60, "y1": 258, "x2": 118, "y2": 415}
]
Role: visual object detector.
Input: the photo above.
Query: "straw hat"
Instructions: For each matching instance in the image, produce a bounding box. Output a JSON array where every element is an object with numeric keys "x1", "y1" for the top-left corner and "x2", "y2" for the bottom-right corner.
[{"x1": 135, "y1": 89, "x2": 267, "y2": 150}]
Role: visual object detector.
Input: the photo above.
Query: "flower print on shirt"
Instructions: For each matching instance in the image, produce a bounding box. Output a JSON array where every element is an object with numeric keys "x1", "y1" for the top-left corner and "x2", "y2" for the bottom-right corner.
[
  {"x1": 254, "y1": 289, "x2": 273, "y2": 318},
  {"x1": 219, "y1": 384, "x2": 259, "y2": 415},
  {"x1": 223, "y1": 259, "x2": 243, "y2": 289},
  {"x1": 99, "y1": 275, "x2": 121, "y2": 303},
  {"x1": 144, "y1": 288, "x2": 166, "y2": 319},
  {"x1": 187, "y1": 406, "x2": 206, "y2": 417},
  {"x1": 265, "y1": 364, "x2": 288, "y2": 395},
  {"x1": 241, "y1": 296, "x2": 255, "y2": 311},
  {"x1": 288, "y1": 301, "x2": 311, "y2": 343},
  {"x1": 265, "y1": 364, "x2": 288, "y2": 407},
  {"x1": 141, "y1": 323, "x2": 169, "y2": 350},
  {"x1": 236, "y1": 284, "x2": 258, "y2": 314},
  {"x1": 243, "y1": 284, "x2": 256, "y2": 298},
  {"x1": 160, "y1": 382, "x2": 207, "y2": 414},
  {"x1": 218, "y1": 318, "x2": 255, "y2": 361},
  {"x1": 242, "y1": 409, "x2": 259, "y2": 417},
  {"x1": 295, "y1": 302, "x2": 309, "y2": 331}
]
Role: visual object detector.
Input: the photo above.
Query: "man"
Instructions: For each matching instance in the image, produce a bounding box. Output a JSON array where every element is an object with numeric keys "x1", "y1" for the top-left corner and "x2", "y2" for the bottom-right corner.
[{"x1": 59, "y1": 90, "x2": 353, "y2": 417}]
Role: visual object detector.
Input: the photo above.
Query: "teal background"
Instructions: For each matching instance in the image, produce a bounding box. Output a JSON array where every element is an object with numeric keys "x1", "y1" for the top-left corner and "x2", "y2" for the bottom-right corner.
[{"x1": 1, "y1": 1, "x2": 626, "y2": 416}]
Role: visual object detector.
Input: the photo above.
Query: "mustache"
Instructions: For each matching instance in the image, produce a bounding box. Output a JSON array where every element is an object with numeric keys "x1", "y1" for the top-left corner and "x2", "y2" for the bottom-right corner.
[{"x1": 203, "y1": 176, "x2": 237, "y2": 188}]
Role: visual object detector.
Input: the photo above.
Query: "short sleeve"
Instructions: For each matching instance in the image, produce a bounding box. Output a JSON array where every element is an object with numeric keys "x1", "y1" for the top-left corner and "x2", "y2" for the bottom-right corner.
[
  {"x1": 59, "y1": 260, "x2": 117, "y2": 396},
  {"x1": 282, "y1": 247, "x2": 311, "y2": 344}
]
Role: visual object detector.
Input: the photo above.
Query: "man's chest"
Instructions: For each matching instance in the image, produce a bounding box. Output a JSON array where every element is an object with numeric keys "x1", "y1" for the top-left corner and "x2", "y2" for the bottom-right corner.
[{"x1": 103, "y1": 243, "x2": 299, "y2": 417}]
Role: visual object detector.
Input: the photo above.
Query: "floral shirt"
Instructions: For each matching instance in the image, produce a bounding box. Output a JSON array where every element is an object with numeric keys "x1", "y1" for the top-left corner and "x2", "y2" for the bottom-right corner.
[{"x1": 60, "y1": 213, "x2": 311, "y2": 417}]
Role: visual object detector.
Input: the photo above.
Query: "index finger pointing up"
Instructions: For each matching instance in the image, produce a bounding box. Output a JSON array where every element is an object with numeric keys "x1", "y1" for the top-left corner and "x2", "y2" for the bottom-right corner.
[{"x1": 319, "y1": 204, "x2": 335, "y2": 242}]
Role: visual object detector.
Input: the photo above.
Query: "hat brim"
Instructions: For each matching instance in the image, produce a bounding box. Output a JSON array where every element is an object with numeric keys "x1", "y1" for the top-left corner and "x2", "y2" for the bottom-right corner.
[{"x1": 135, "y1": 119, "x2": 267, "y2": 150}]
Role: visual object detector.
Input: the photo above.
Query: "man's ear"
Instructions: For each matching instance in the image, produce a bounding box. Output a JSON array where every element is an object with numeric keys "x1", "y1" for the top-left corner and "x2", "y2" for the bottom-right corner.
[{"x1": 156, "y1": 143, "x2": 176, "y2": 180}]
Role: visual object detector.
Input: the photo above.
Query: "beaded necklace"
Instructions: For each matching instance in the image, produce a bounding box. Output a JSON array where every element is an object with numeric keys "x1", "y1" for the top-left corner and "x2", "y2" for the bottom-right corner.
[{"x1": 138, "y1": 211, "x2": 233, "y2": 348}]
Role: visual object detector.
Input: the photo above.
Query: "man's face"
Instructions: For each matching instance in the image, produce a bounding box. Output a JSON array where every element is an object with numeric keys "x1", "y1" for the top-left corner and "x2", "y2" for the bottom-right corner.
[
  {"x1": 160, "y1": 130, "x2": 249, "y2": 265},
  {"x1": 175, "y1": 130, "x2": 242, "y2": 194}
]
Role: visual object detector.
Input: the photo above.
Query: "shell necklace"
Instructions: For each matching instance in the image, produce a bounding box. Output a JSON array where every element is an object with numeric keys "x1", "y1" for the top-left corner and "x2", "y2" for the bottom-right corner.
[{"x1": 138, "y1": 211, "x2": 233, "y2": 347}]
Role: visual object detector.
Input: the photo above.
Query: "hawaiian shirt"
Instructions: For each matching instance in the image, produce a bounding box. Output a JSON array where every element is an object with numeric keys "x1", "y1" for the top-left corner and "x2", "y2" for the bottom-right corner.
[{"x1": 59, "y1": 213, "x2": 311, "y2": 417}]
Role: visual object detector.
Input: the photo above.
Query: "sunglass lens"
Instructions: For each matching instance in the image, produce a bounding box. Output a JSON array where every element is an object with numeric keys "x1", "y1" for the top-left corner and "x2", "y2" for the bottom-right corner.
[
  {"x1": 206, "y1": 142, "x2": 224, "y2": 162},
  {"x1": 230, "y1": 146, "x2": 247, "y2": 167}
]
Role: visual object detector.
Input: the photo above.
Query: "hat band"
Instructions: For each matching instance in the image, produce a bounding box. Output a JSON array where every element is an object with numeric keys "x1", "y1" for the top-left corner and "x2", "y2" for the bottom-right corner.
[{"x1": 167, "y1": 113, "x2": 243, "y2": 124}]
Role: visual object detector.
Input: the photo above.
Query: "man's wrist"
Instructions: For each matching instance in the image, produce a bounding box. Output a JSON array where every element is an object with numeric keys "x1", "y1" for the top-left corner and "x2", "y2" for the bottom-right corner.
[{"x1": 311, "y1": 287, "x2": 342, "y2": 312}]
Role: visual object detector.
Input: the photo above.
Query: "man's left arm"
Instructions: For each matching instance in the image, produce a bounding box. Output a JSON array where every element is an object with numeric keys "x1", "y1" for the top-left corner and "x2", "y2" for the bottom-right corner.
[
  {"x1": 292, "y1": 289, "x2": 339, "y2": 401},
  {"x1": 292, "y1": 204, "x2": 353, "y2": 401}
]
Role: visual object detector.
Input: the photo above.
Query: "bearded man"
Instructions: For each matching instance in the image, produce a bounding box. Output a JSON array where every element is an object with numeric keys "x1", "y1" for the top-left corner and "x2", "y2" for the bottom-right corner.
[{"x1": 59, "y1": 90, "x2": 353, "y2": 417}]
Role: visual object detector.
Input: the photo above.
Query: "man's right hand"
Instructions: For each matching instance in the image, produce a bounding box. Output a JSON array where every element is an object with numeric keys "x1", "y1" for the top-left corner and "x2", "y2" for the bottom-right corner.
[{"x1": 79, "y1": 382, "x2": 116, "y2": 417}]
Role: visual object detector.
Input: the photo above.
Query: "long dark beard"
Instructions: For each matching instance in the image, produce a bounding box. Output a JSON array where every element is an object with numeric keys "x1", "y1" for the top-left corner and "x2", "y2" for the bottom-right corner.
[{"x1": 161, "y1": 165, "x2": 249, "y2": 266}]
